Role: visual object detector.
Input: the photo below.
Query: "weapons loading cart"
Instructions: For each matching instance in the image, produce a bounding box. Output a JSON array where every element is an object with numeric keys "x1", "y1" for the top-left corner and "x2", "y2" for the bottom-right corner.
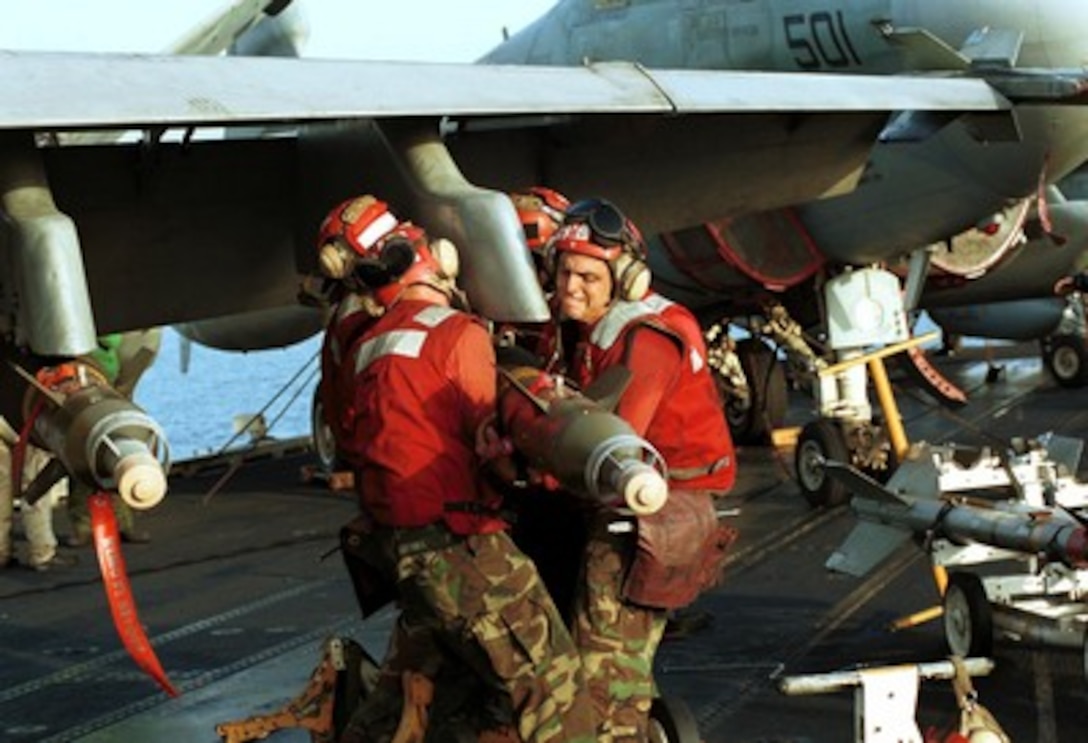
[{"x1": 823, "y1": 434, "x2": 1088, "y2": 682}]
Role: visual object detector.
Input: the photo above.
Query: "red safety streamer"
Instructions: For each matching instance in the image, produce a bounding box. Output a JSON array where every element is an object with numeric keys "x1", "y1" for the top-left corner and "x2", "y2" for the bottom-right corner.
[{"x1": 89, "y1": 492, "x2": 180, "y2": 697}]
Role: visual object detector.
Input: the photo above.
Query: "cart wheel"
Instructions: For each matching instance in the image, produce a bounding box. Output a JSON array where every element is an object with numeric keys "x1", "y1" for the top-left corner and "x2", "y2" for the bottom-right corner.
[
  {"x1": 648, "y1": 696, "x2": 700, "y2": 743},
  {"x1": 943, "y1": 572, "x2": 993, "y2": 657},
  {"x1": 794, "y1": 419, "x2": 850, "y2": 508},
  {"x1": 1043, "y1": 334, "x2": 1088, "y2": 388}
]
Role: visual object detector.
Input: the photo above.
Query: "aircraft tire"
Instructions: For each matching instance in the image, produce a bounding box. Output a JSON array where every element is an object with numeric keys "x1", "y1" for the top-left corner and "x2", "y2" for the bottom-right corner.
[
  {"x1": 725, "y1": 337, "x2": 787, "y2": 444},
  {"x1": 943, "y1": 572, "x2": 993, "y2": 658},
  {"x1": 794, "y1": 419, "x2": 850, "y2": 508},
  {"x1": 310, "y1": 387, "x2": 342, "y2": 474},
  {"x1": 648, "y1": 695, "x2": 700, "y2": 743},
  {"x1": 1042, "y1": 334, "x2": 1088, "y2": 388}
]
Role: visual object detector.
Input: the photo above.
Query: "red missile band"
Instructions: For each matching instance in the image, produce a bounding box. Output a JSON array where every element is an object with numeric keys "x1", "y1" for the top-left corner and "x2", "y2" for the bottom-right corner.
[
  {"x1": 1063, "y1": 526, "x2": 1088, "y2": 568},
  {"x1": 89, "y1": 492, "x2": 180, "y2": 698}
]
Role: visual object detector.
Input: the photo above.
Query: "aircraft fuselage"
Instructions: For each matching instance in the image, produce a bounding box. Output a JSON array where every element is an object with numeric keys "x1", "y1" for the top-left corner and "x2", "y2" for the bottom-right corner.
[{"x1": 486, "y1": 0, "x2": 1088, "y2": 266}]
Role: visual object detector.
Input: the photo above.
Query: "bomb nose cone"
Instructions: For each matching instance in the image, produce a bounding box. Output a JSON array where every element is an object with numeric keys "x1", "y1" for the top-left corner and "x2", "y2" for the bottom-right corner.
[
  {"x1": 624, "y1": 469, "x2": 668, "y2": 515},
  {"x1": 116, "y1": 452, "x2": 167, "y2": 510}
]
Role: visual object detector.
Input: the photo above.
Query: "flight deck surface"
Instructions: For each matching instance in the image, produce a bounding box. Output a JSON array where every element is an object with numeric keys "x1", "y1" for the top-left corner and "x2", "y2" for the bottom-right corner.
[{"x1": 2, "y1": 345, "x2": 1087, "y2": 742}]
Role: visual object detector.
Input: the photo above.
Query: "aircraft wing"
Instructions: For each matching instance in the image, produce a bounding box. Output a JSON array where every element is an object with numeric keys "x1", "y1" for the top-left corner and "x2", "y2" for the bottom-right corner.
[
  {"x1": 0, "y1": 53, "x2": 1014, "y2": 356},
  {"x1": 0, "y1": 53, "x2": 1008, "y2": 131}
]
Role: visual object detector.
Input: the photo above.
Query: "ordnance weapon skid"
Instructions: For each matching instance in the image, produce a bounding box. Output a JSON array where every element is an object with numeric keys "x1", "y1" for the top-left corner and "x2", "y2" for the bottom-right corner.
[{"x1": 824, "y1": 434, "x2": 1088, "y2": 673}]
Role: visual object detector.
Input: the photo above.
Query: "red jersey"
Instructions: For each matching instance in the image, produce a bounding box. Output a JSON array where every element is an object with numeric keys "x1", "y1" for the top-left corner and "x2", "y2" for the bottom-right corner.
[
  {"x1": 319, "y1": 295, "x2": 380, "y2": 450},
  {"x1": 553, "y1": 293, "x2": 735, "y2": 494},
  {"x1": 338, "y1": 299, "x2": 506, "y2": 534}
]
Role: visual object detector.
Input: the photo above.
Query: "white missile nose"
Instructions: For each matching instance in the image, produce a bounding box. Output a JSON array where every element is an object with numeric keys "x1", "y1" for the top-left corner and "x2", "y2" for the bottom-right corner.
[
  {"x1": 624, "y1": 470, "x2": 668, "y2": 515},
  {"x1": 115, "y1": 452, "x2": 167, "y2": 510}
]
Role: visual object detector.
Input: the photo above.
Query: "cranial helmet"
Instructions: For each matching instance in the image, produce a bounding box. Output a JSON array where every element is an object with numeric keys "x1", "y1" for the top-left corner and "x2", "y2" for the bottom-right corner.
[
  {"x1": 316, "y1": 195, "x2": 400, "y2": 282},
  {"x1": 510, "y1": 186, "x2": 570, "y2": 254},
  {"x1": 548, "y1": 197, "x2": 650, "y2": 302},
  {"x1": 355, "y1": 222, "x2": 461, "y2": 309}
]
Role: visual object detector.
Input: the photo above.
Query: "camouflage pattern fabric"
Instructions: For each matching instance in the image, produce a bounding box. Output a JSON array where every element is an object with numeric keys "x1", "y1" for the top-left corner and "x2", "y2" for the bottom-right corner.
[
  {"x1": 342, "y1": 527, "x2": 597, "y2": 743},
  {"x1": 571, "y1": 514, "x2": 668, "y2": 743}
]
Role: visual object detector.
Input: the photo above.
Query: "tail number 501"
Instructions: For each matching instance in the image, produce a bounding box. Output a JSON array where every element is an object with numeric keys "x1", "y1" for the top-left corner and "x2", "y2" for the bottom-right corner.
[{"x1": 783, "y1": 11, "x2": 861, "y2": 69}]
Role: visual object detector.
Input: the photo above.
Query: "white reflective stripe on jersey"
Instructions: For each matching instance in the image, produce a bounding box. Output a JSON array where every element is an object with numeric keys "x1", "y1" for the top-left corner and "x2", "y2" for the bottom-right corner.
[
  {"x1": 354, "y1": 330, "x2": 427, "y2": 374},
  {"x1": 642, "y1": 293, "x2": 674, "y2": 313},
  {"x1": 689, "y1": 347, "x2": 704, "y2": 373},
  {"x1": 329, "y1": 297, "x2": 368, "y2": 366},
  {"x1": 591, "y1": 299, "x2": 658, "y2": 350},
  {"x1": 413, "y1": 305, "x2": 457, "y2": 328}
]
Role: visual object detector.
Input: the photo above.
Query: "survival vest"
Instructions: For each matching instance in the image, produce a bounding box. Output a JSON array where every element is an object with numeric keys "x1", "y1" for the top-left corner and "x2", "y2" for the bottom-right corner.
[
  {"x1": 339, "y1": 299, "x2": 506, "y2": 535},
  {"x1": 569, "y1": 294, "x2": 736, "y2": 494},
  {"x1": 319, "y1": 295, "x2": 380, "y2": 449}
]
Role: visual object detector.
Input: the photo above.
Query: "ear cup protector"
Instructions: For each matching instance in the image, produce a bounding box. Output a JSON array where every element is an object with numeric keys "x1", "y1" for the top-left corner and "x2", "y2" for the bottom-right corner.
[
  {"x1": 428, "y1": 237, "x2": 460, "y2": 282},
  {"x1": 318, "y1": 240, "x2": 355, "y2": 281},
  {"x1": 613, "y1": 249, "x2": 651, "y2": 302}
]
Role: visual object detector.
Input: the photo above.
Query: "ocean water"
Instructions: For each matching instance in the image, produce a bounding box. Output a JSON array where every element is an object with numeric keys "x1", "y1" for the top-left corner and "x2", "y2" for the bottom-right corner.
[{"x1": 132, "y1": 328, "x2": 322, "y2": 462}]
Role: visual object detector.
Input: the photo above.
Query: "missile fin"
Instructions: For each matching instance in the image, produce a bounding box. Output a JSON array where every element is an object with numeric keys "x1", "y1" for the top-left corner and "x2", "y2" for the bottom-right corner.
[
  {"x1": 496, "y1": 366, "x2": 549, "y2": 413},
  {"x1": 826, "y1": 522, "x2": 914, "y2": 576},
  {"x1": 583, "y1": 365, "x2": 632, "y2": 411},
  {"x1": 823, "y1": 459, "x2": 908, "y2": 505},
  {"x1": 8, "y1": 361, "x2": 65, "y2": 406},
  {"x1": 21, "y1": 456, "x2": 69, "y2": 507}
]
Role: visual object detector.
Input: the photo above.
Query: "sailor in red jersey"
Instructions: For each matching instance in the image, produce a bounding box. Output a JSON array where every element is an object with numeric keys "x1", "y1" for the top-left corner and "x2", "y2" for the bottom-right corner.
[
  {"x1": 308, "y1": 195, "x2": 392, "y2": 470},
  {"x1": 510, "y1": 185, "x2": 570, "y2": 294},
  {"x1": 324, "y1": 200, "x2": 596, "y2": 743},
  {"x1": 542, "y1": 197, "x2": 737, "y2": 742}
]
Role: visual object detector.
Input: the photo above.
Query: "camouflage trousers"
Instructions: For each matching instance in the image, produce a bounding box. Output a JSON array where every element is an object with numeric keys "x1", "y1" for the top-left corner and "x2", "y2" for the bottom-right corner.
[
  {"x1": 571, "y1": 515, "x2": 668, "y2": 743},
  {"x1": 342, "y1": 526, "x2": 596, "y2": 743}
]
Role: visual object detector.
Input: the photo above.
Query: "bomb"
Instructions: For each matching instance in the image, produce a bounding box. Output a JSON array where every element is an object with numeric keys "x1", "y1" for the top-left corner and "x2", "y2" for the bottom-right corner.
[
  {"x1": 497, "y1": 364, "x2": 667, "y2": 515},
  {"x1": 20, "y1": 362, "x2": 169, "y2": 510}
]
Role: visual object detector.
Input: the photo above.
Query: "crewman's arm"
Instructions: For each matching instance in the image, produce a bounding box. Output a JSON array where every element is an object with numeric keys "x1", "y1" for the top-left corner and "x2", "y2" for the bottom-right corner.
[
  {"x1": 615, "y1": 326, "x2": 683, "y2": 436},
  {"x1": 451, "y1": 321, "x2": 500, "y2": 441}
]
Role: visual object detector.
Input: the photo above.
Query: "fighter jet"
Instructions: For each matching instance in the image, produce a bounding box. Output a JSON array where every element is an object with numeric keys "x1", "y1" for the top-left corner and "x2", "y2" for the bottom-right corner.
[{"x1": 1, "y1": 0, "x2": 1088, "y2": 483}]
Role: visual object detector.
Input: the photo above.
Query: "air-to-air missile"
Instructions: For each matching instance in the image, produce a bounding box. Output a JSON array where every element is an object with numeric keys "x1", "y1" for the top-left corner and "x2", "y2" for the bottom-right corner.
[
  {"x1": 823, "y1": 438, "x2": 1088, "y2": 578},
  {"x1": 823, "y1": 437, "x2": 1088, "y2": 663},
  {"x1": 14, "y1": 360, "x2": 170, "y2": 511},
  {"x1": 496, "y1": 363, "x2": 668, "y2": 515}
]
